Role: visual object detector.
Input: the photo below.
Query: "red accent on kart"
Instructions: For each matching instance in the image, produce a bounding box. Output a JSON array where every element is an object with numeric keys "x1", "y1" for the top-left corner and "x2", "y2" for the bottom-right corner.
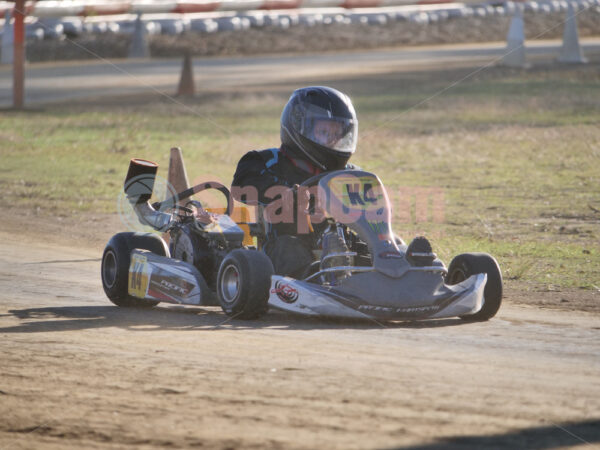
[
  {"x1": 147, "y1": 288, "x2": 178, "y2": 304},
  {"x1": 271, "y1": 281, "x2": 299, "y2": 304}
]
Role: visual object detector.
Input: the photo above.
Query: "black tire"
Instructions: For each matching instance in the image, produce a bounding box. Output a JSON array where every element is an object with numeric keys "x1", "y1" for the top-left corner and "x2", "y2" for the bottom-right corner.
[
  {"x1": 217, "y1": 249, "x2": 274, "y2": 319},
  {"x1": 446, "y1": 252, "x2": 503, "y2": 322},
  {"x1": 101, "y1": 232, "x2": 169, "y2": 308}
]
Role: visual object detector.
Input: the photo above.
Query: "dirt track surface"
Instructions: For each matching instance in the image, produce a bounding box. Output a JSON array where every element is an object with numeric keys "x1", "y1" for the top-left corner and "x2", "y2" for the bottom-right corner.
[{"x1": 1, "y1": 232, "x2": 599, "y2": 449}]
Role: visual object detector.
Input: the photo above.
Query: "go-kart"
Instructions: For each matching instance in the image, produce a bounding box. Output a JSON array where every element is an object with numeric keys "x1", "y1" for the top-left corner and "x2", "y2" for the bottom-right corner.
[{"x1": 101, "y1": 158, "x2": 502, "y2": 321}]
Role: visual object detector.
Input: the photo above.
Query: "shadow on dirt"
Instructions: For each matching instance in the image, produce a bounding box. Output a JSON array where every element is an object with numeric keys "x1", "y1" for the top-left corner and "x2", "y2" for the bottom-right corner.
[
  {"x1": 23, "y1": 258, "x2": 102, "y2": 265},
  {"x1": 0, "y1": 304, "x2": 469, "y2": 333},
  {"x1": 390, "y1": 418, "x2": 600, "y2": 449}
]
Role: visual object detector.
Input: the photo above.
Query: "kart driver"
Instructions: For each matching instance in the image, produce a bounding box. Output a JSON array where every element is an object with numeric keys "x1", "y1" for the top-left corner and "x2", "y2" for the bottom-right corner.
[{"x1": 232, "y1": 86, "x2": 359, "y2": 278}]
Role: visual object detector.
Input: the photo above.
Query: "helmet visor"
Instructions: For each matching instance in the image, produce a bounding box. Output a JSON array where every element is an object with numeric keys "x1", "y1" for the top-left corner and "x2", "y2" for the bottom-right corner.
[{"x1": 294, "y1": 103, "x2": 357, "y2": 153}]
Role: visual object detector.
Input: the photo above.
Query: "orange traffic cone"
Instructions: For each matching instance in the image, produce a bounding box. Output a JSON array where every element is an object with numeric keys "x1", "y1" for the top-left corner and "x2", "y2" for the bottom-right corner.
[
  {"x1": 167, "y1": 146, "x2": 191, "y2": 200},
  {"x1": 176, "y1": 53, "x2": 195, "y2": 97},
  {"x1": 162, "y1": 147, "x2": 191, "y2": 244}
]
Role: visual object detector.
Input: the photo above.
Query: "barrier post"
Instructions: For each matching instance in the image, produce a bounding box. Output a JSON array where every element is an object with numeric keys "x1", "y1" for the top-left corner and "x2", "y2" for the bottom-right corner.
[
  {"x1": 501, "y1": 3, "x2": 528, "y2": 68},
  {"x1": 557, "y1": 1, "x2": 588, "y2": 64},
  {"x1": 129, "y1": 12, "x2": 150, "y2": 58},
  {"x1": 1, "y1": 10, "x2": 13, "y2": 65},
  {"x1": 13, "y1": 0, "x2": 25, "y2": 108}
]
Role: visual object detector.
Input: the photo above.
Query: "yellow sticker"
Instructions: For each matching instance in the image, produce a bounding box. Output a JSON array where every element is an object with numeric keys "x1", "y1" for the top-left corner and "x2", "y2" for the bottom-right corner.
[{"x1": 128, "y1": 253, "x2": 149, "y2": 299}]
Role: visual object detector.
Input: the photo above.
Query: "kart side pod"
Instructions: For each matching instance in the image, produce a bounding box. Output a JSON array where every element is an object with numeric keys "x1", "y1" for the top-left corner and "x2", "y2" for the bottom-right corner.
[{"x1": 128, "y1": 249, "x2": 214, "y2": 306}]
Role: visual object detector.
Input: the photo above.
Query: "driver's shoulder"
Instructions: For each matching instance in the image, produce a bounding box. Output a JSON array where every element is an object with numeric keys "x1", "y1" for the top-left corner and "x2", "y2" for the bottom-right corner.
[
  {"x1": 237, "y1": 148, "x2": 280, "y2": 168},
  {"x1": 237, "y1": 148, "x2": 275, "y2": 163}
]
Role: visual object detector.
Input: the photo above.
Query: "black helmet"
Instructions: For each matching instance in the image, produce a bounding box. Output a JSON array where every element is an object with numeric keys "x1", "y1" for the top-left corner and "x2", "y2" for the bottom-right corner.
[{"x1": 280, "y1": 86, "x2": 358, "y2": 171}]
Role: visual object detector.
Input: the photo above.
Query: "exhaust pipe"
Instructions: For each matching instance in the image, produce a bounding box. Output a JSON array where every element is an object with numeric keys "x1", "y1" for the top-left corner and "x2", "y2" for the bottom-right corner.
[{"x1": 124, "y1": 158, "x2": 174, "y2": 231}]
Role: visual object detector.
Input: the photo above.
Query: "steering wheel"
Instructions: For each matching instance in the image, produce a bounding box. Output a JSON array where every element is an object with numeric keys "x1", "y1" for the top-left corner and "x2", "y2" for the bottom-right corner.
[
  {"x1": 153, "y1": 181, "x2": 233, "y2": 216},
  {"x1": 298, "y1": 171, "x2": 331, "y2": 189},
  {"x1": 297, "y1": 170, "x2": 348, "y2": 217}
]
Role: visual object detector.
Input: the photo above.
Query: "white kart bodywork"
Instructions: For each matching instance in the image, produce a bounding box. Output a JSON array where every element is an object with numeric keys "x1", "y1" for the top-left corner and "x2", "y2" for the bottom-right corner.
[{"x1": 268, "y1": 273, "x2": 487, "y2": 321}]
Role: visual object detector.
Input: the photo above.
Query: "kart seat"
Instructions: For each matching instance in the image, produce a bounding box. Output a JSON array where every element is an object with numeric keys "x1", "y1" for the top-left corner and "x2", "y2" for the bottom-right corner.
[{"x1": 206, "y1": 204, "x2": 255, "y2": 247}]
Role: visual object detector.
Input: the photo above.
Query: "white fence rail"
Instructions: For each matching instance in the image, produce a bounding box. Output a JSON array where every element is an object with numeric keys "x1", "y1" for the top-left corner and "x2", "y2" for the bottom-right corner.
[
  {"x1": 0, "y1": 0, "x2": 471, "y2": 18},
  {"x1": 1, "y1": 0, "x2": 598, "y2": 43}
]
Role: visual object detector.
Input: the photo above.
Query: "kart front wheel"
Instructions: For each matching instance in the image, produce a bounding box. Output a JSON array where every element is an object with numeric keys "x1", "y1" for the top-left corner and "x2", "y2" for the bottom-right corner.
[
  {"x1": 446, "y1": 252, "x2": 503, "y2": 321},
  {"x1": 217, "y1": 249, "x2": 274, "y2": 320},
  {"x1": 101, "y1": 232, "x2": 169, "y2": 308}
]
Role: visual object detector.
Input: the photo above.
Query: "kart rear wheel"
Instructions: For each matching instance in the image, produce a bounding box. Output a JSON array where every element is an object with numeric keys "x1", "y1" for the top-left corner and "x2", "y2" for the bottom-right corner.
[
  {"x1": 101, "y1": 232, "x2": 169, "y2": 308},
  {"x1": 446, "y1": 252, "x2": 503, "y2": 321},
  {"x1": 217, "y1": 249, "x2": 274, "y2": 319}
]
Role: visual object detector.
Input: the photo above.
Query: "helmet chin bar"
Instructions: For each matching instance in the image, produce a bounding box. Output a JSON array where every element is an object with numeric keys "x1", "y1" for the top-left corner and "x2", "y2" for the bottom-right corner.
[
  {"x1": 297, "y1": 130, "x2": 352, "y2": 172},
  {"x1": 282, "y1": 125, "x2": 327, "y2": 171},
  {"x1": 283, "y1": 127, "x2": 353, "y2": 173}
]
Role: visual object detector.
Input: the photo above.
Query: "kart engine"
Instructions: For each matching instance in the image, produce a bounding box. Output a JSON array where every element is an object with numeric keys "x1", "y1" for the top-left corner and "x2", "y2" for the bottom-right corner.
[
  {"x1": 122, "y1": 159, "x2": 243, "y2": 290},
  {"x1": 169, "y1": 219, "x2": 232, "y2": 289}
]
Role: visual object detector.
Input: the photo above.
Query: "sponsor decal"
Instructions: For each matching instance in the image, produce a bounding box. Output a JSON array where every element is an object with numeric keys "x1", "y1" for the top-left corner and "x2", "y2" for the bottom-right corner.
[
  {"x1": 378, "y1": 251, "x2": 404, "y2": 260},
  {"x1": 368, "y1": 221, "x2": 386, "y2": 235},
  {"x1": 149, "y1": 273, "x2": 194, "y2": 301},
  {"x1": 328, "y1": 175, "x2": 384, "y2": 212},
  {"x1": 345, "y1": 182, "x2": 378, "y2": 206},
  {"x1": 159, "y1": 279, "x2": 189, "y2": 296},
  {"x1": 358, "y1": 304, "x2": 440, "y2": 314},
  {"x1": 128, "y1": 253, "x2": 149, "y2": 298},
  {"x1": 271, "y1": 281, "x2": 299, "y2": 304}
]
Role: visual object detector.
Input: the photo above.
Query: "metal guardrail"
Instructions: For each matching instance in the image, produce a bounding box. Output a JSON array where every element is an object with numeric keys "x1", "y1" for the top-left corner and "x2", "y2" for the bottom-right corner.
[
  {"x1": 2, "y1": 0, "x2": 596, "y2": 42},
  {"x1": 0, "y1": 0, "x2": 472, "y2": 18}
]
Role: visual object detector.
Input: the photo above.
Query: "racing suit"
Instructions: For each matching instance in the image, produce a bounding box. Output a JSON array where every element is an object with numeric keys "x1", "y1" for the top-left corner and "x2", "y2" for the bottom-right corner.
[{"x1": 231, "y1": 145, "x2": 357, "y2": 278}]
